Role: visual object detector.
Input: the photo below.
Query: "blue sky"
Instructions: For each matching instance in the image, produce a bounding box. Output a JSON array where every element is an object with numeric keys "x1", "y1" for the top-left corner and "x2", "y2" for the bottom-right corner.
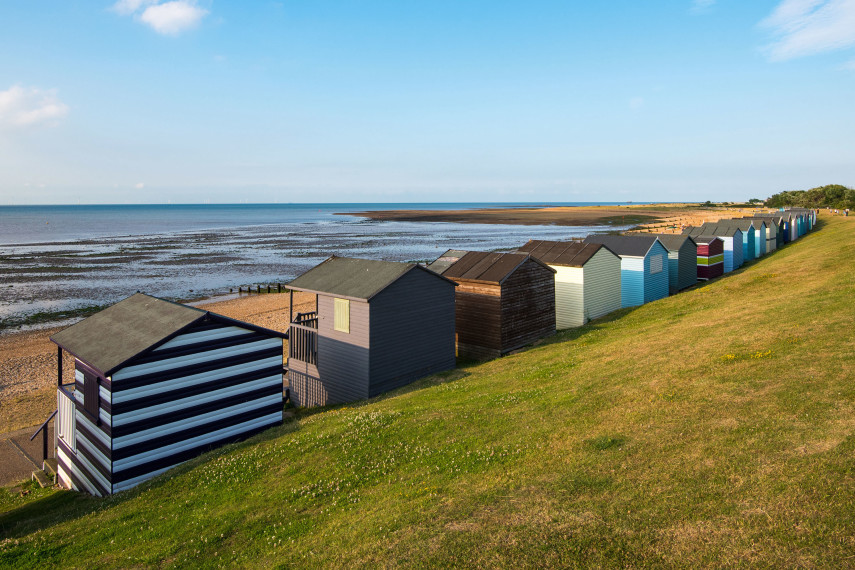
[{"x1": 1, "y1": 0, "x2": 854, "y2": 204}]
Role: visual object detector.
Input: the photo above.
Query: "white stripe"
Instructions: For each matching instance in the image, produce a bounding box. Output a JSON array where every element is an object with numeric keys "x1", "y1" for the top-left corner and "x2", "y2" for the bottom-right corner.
[
  {"x1": 57, "y1": 446, "x2": 102, "y2": 497},
  {"x1": 72, "y1": 441, "x2": 112, "y2": 494},
  {"x1": 76, "y1": 431, "x2": 111, "y2": 473},
  {"x1": 113, "y1": 411, "x2": 281, "y2": 472},
  {"x1": 112, "y1": 338, "x2": 281, "y2": 381},
  {"x1": 75, "y1": 410, "x2": 111, "y2": 449},
  {"x1": 112, "y1": 355, "x2": 282, "y2": 403},
  {"x1": 153, "y1": 326, "x2": 251, "y2": 351},
  {"x1": 113, "y1": 374, "x2": 281, "y2": 428},
  {"x1": 112, "y1": 464, "x2": 175, "y2": 493},
  {"x1": 114, "y1": 392, "x2": 281, "y2": 450}
]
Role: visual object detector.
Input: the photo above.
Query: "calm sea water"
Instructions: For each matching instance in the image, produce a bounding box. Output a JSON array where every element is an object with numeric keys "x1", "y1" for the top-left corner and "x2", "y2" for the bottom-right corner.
[{"x1": 0, "y1": 203, "x2": 630, "y2": 329}]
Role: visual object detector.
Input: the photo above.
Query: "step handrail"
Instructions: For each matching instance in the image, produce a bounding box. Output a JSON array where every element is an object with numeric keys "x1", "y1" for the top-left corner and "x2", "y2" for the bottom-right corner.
[{"x1": 30, "y1": 409, "x2": 57, "y2": 463}]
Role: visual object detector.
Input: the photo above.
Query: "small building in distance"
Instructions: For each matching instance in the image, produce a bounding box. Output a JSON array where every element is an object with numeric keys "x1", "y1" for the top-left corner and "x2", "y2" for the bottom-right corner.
[
  {"x1": 286, "y1": 256, "x2": 457, "y2": 407},
  {"x1": 750, "y1": 214, "x2": 784, "y2": 250},
  {"x1": 694, "y1": 236, "x2": 724, "y2": 281},
  {"x1": 712, "y1": 220, "x2": 756, "y2": 262},
  {"x1": 516, "y1": 240, "x2": 621, "y2": 329},
  {"x1": 583, "y1": 235, "x2": 670, "y2": 308},
  {"x1": 50, "y1": 293, "x2": 287, "y2": 496},
  {"x1": 683, "y1": 224, "x2": 743, "y2": 273},
  {"x1": 429, "y1": 250, "x2": 556, "y2": 360},
  {"x1": 653, "y1": 234, "x2": 698, "y2": 294}
]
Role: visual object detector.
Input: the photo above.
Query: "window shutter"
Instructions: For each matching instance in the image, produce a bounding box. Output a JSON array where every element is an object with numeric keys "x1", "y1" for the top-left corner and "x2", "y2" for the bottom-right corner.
[
  {"x1": 334, "y1": 298, "x2": 350, "y2": 333},
  {"x1": 83, "y1": 371, "x2": 100, "y2": 423}
]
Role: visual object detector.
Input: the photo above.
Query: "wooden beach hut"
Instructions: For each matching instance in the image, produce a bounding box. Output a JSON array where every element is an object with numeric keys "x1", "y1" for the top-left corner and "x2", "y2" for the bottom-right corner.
[
  {"x1": 682, "y1": 224, "x2": 743, "y2": 273},
  {"x1": 286, "y1": 256, "x2": 457, "y2": 407},
  {"x1": 49, "y1": 293, "x2": 287, "y2": 496},
  {"x1": 751, "y1": 215, "x2": 783, "y2": 250},
  {"x1": 714, "y1": 220, "x2": 756, "y2": 262},
  {"x1": 516, "y1": 240, "x2": 621, "y2": 329},
  {"x1": 694, "y1": 236, "x2": 724, "y2": 280},
  {"x1": 428, "y1": 250, "x2": 556, "y2": 359},
  {"x1": 583, "y1": 235, "x2": 669, "y2": 308},
  {"x1": 745, "y1": 219, "x2": 768, "y2": 257},
  {"x1": 653, "y1": 234, "x2": 698, "y2": 294}
]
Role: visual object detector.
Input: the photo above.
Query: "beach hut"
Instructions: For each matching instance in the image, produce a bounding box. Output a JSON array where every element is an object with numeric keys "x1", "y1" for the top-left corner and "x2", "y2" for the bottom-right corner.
[
  {"x1": 286, "y1": 256, "x2": 457, "y2": 407},
  {"x1": 516, "y1": 240, "x2": 621, "y2": 329},
  {"x1": 714, "y1": 220, "x2": 756, "y2": 262},
  {"x1": 428, "y1": 250, "x2": 556, "y2": 359},
  {"x1": 694, "y1": 236, "x2": 724, "y2": 280},
  {"x1": 583, "y1": 235, "x2": 669, "y2": 308},
  {"x1": 49, "y1": 293, "x2": 287, "y2": 496},
  {"x1": 741, "y1": 219, "x2": 767, "y2": 257},
  {"x1": 653, "y1": 234, "x2": 698, "y2": 294},
  {"x1": 682, "y1": 224, "x2": 743, "y2": 272},
  {"x1": 750, "y1": 215, "x2": 783, "y2": 250}
]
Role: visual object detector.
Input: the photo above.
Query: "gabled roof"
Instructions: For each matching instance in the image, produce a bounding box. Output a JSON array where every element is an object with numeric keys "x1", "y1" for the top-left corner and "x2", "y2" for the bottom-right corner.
[
  {"x1": 516, "y1": 240, "x2": 615, "y2": 268},
  {"x1": 692, "y1": 235, "x2": 723, "y2": 245},
  {"x1": 684, "y1": 224, "x2": 743, "y2": 238},
  {"x1": 289, "y1": 256, "x2": 456, "y2": 301},
  {"x1": 427, "y1": 249, "x2": 470, "y2": 274},
  {"x1": 713, "y1": 219, "x2": 758, "y2": 233},
  {"x1": 583, "y1": 235, "x2": 662, "y2": 258},
  {"x1": 431, "y1": 251, "x2": 554, "y2": 284},
  {"x1": 652, "y1": 234, "x2": 696, "y2": 253},
  {"x1": 50, "y1": 293, "x2": 286, "y2": 376}
]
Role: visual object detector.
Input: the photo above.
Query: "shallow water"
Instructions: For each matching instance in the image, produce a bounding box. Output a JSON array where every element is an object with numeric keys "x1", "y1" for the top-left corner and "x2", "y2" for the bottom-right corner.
[{"x1": 0, "y1": 207, "x2": 626, "y2": 329}]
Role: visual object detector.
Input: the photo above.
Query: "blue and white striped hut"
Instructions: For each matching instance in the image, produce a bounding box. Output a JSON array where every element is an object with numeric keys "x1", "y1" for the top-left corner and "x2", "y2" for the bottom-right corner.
[
  {"x1": 50, "y1": 293, "x2": 286, "y2": 496},
  {"x1": 583, "y1": 235, "x2": 669, "y2": 308}
]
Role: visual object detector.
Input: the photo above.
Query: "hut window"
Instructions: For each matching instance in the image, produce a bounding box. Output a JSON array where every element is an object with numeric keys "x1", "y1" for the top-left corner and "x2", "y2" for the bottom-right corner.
[
  {"x1": 650, "y1": 255, "x2": 663, "y2": 274},
  {"x1": 334, "y1": 298, "x2": 350, "y2": 333}
]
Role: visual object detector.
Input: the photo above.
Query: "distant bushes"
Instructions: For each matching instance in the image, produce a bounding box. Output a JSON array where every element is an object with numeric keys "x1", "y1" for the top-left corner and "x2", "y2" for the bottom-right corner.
[{"x1": 765, "y1": 184, "x2": 855, "y2": 209}]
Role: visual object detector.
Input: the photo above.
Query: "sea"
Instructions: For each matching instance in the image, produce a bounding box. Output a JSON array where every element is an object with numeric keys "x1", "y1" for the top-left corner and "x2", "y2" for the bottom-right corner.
[{"x1": 0, "y1": 203, "x2": 631, "y2": 330}]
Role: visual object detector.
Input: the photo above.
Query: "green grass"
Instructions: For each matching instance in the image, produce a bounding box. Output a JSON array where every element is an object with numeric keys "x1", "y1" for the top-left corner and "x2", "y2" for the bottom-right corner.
[
  {"x1": 2, "y1": 215, "x2": 854, "y2": 567},
  {"x1": 0, "y1": 305, "x2": 108, "y2": 331}
]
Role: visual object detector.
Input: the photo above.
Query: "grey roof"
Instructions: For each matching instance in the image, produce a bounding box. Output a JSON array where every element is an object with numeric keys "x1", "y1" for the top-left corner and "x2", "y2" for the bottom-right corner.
[
  {"x1": 683, "y1": 223, "x2": 743, "y2": 238},
  {"x1": 652, "y1": 234, "x2": 696, "y2": 252},
  {"x1": 713, "y1": 219, "x2": 758, "y2": 233},
  {"x1": 432, "y1": 251, "x2": 554, "y2": 284},
  {"x1": 516, "y1": 240, "x2": 613, "y2": 267},
  {"x1": 427, "y1": 249, "x2": 470, "y2": 274},
  {"x1": 50, "y1": 293, "x2": 285, "y2": 376},
  {"x1": 583, "y1": 235, "x2": 660, "y2": 257},
  {"x1": 692, "y1": 235, "x2": 723, "y2": 245},
  {"x1": 289, "y1": 256, "x2": 455, "y2": 300}
]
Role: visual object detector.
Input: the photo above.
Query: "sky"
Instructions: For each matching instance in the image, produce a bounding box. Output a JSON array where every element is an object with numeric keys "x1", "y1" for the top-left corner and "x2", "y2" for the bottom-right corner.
[{"x1": 1, "y1": 0, "x2": 854, "y2": 204}]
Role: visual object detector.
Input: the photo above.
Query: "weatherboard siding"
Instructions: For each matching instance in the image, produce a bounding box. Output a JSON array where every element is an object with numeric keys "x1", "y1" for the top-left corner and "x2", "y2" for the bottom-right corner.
[
  {"x1": 644, "y1": 243, "x2": 670, "y2": 304},
  {"x1": 552, "y1": 266, "x2": 585, "y2": 328},
  {"x1": 619, "y1": 257, "x2": 646, "y2": 308},
  {"x1": 582, "y1": 248, "x2": 622, "y2": 323},
  {"x1": 499, "y1": 260, "x2": 556, "y2": 353},
  {"x1": 368, "y1": 268, "x2": 456, "y2": 396}
]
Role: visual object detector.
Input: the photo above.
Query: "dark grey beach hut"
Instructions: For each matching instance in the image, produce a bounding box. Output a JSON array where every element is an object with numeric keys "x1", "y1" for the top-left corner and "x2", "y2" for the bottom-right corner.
[
  {"x1": 428, "y1": 250, "x2": 556, "y2": 360},
  {"x1": 49, "y1": 293, "x2": 287, "y2": 496},
  {"x1": 653, "y1": 234, "x2": 698, "y2": 294},
  {"x1": 286, "y1": 256, "x2": 457, "y2": 407}
]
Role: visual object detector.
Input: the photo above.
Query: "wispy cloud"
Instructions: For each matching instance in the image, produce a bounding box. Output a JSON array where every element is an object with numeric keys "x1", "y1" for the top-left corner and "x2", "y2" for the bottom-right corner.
[
  {"x1": 761, "y1": 0, "x2": 855, "y2": 60},
  {"x1": 0, "y1": 85, "x2": 69, "y2": 128},
  {"x1": 691, "y1": 0, "x2": 716, "y2": 13},
  {"x1": 111, "y1": 0, "x2": 208, "y2": 35}
]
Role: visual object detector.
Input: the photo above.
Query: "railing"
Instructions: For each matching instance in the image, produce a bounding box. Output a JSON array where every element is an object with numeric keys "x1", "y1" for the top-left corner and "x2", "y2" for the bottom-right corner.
[
  {"x1": 30, "y1": 410, "x2": 57, "y2": 464},
  {"x1": 289, "y1": 311, "x2": 318, "y2": 365}
]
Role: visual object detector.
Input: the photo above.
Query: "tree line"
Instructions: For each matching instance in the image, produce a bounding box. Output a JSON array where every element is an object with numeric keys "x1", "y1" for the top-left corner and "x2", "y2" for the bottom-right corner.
[{"x1": 765, "y1": 184, "x2": 855, "y2": 209}]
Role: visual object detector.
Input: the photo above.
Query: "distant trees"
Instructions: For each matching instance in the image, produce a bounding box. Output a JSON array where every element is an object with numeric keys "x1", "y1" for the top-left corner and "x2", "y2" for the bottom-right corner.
[{"x1": 765, "y1": 184, "x2": 855, "y2": 209}]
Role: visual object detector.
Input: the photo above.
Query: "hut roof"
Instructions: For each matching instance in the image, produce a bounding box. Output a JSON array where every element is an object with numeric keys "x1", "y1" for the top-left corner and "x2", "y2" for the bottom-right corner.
[
  {"x1": 515, "y1": 240, "x2": 613, "y2": 268},
  {"x1": 431, "y1": 251, "x2": 554, "y2": 284},
  {"x1": 713, "y1": 219, "x2": 758, "y2": 232},
  {"x1": 289, "y1": 256, "x2": 456, "y2": 301},
  {"x1": 50, "y1": 293, "x2": 285, "y2": 376},
  {"x1": 684, "y1": 224, "x2": 742, "y2": 237},
  {"x1": 692, "y1": 235, "x2": 723, "y2": 245},
  {"x1": 652, "y1": 234, "x2": 696, "y2": 252},
  {"x1": 427, "y1": 249, "x2": 470, "y2": 274},
  {"x1": 583, "y1": 235, "x2": 661, "y2": 257}
]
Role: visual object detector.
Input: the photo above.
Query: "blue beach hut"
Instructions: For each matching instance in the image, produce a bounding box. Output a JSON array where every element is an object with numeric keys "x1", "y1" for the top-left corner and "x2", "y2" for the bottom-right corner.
[{"x1": 583, "y1": 235, "x2": 669, "y2": 308}]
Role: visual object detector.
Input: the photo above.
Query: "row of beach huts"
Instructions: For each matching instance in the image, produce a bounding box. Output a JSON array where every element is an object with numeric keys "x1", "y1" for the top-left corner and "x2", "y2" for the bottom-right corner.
[{"x1": 45, "y1": 208, "x2": 816, "y2": 495}]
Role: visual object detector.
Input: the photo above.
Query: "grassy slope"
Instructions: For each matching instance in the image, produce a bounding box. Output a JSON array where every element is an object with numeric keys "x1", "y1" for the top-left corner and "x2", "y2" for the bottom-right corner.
[{"x1": 2, "y1": 215, "x2": 854, "y2": 568}]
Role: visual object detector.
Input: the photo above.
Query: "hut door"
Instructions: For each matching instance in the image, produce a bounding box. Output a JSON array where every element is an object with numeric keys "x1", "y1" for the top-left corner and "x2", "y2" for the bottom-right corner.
[
  {"x1": 82, "y1": 371, "x2": 100, "y2": 424},
  {"x1": 57, "y1": 387, "x2": 77, "y2": 453}
]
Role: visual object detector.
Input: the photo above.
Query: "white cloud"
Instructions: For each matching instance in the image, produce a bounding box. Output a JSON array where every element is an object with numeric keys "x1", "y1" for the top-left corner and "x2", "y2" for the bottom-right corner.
[
  {"x1": 761, "y1": 0, "x2": 855, "y2": 60},
  {"x1": 111, "y1": 0, "x2": 208, "y2": 35},
  {"x1": 0, "y1": 85, "x2": 69, "y2": 128},
  {"x1": 692, "y1": 0, "x2": 716, "y2": 13}
]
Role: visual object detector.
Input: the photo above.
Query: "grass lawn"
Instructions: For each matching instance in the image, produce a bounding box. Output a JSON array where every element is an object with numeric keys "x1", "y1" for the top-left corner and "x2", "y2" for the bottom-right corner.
[{"x1": 1, "y1": 214, "x2": 853, "y2": 568}]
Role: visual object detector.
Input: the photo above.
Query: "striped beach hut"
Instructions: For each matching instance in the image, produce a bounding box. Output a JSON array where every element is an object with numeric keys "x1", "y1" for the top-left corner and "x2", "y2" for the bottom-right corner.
[
  {"x1": 653, "y1": 234, "x2": 698, "y2": 294},
  {"x1": 49, "y1": 293, "x2": 287, "y2": 496},
  {"x1": 682, "y1": 224, "x2": 743, "y2": 272},
  {"x1": 429, "y1": 250, "x2": 556, "y2": 359},
  {"x1": 287, "y1": 256, "x2": 457, "y2": 407},
  {"x1": 583, "y1": 235, "x2": 669, "y2": 308},
  {"x1": 694, "y1": 236, "x2": 724, "y2": 280},
  {"x1": 516, "y1": 240, "x2": 621, "y2": 329}
]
